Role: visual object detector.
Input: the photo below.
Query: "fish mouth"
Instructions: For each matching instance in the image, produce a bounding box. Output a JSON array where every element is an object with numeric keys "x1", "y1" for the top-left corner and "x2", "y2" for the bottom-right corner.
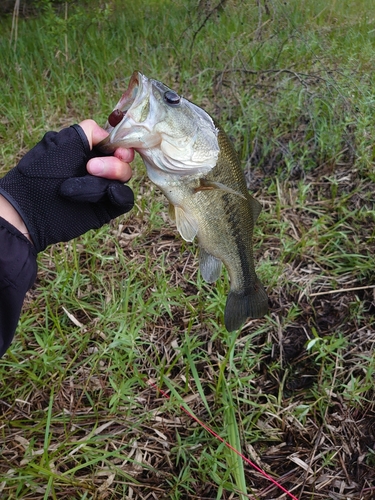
[
  {"x1": 110, "y1": 71, "x2": 142, "y2": 126},
  {"x1": 97, "y1": 71, "x2": 146, "y2": 152}
]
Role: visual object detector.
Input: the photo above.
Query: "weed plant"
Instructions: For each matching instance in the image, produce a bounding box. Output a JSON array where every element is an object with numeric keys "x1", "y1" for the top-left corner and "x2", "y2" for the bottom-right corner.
[{"x1": 0, "y1": 0, "x2": 375, "y2": 498}]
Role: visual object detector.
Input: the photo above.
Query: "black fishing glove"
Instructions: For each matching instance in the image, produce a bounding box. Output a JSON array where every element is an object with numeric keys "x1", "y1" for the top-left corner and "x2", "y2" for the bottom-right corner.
[{"x1": 0, "y1": 125, "x2": 134, "y2": 252}]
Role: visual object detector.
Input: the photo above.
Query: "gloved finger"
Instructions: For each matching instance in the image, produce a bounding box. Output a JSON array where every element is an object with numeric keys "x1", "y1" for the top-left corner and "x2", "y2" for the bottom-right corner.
[
  {"x1": 107, "y1": 183, "x2": 134, "y2": 209},
  {"x1": 60, "y1": 176, "x2": 134, "y2": 210},
  {"x1": 87, "y1": 155, "x2": 133, "y2": 182},
  {"x1": 60, "y1": 176, "x2": 116, "y2": 203}
]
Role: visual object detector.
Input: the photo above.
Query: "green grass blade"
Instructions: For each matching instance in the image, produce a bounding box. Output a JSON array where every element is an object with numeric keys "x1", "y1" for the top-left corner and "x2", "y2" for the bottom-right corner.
[{"x1": 223, "y1": 383, "x2": 248, "y2": 500}]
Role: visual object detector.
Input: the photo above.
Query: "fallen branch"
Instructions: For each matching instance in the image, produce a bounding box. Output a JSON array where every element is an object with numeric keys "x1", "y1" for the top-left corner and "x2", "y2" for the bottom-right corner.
[{"x1": 310, "y1": 284, "x2": 375, "y2": 297}]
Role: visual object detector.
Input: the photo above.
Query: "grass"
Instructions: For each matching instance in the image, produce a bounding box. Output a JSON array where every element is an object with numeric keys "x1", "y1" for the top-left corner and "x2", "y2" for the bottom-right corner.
[{"x1": 1, "y1": 0, "x2": 375, "y2": 498}]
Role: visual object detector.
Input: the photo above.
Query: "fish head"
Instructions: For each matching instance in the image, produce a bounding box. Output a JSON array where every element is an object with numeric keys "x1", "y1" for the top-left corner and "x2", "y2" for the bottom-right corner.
[{"x1": 98, "y1": 71, "x2": 219, "y2": 178}]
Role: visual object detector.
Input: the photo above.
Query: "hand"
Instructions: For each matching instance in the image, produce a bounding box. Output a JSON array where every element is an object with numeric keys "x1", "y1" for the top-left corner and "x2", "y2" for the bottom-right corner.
[
  {"x1": 80, "y1": 119, "x2": 134, "y2": 182},
  {"x1": 0, "y1": 120, "x2": 135, "y2": 252}
]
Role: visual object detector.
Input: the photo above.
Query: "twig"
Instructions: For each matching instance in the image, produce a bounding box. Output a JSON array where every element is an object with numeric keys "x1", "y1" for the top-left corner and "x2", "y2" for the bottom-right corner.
[{"x1": 310, "y1": 285, "x2": 375, "y2": 297}]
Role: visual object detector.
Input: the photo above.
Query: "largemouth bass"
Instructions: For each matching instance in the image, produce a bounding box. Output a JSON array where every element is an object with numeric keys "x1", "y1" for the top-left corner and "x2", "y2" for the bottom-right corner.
[{"x1": 99, "y1": 71, "x2": 268, "y2": 331}]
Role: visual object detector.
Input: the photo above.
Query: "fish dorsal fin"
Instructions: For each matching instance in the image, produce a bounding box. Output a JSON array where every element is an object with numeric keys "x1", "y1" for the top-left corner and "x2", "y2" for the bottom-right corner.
[
  {"x1": 175, "y1": 206, "x2": 199, "y2": 242},
  {"x1": 199, "y1": 247, "x2": 222, "y2": 283},
  {"x1": 249, "y1": 194, "x2": 262, "y2": 222}
]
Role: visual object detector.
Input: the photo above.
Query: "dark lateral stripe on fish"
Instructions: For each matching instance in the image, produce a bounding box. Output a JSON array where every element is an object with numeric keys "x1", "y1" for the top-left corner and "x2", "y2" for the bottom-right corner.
[
  {"x1": 221, "y1": 193, "x2": 268, "y2": 329},
  {"x1": 222, "y1": 192, "x2": 254, "y2": 285}
]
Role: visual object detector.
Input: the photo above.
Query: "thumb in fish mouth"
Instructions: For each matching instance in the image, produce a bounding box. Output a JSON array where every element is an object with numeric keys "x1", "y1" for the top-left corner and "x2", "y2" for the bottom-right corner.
[{"x1": 95, "y1": 135, "x2": 116, "y2": 154}]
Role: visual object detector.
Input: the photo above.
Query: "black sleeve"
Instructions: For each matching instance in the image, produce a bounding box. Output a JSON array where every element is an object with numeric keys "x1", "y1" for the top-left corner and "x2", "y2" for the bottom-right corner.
[{"x1": 0, "y1": 217, "x2": 37, "y2": 357}]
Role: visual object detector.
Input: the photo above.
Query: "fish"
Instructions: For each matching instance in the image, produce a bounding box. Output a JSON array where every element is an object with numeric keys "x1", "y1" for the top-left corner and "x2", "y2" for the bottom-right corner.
[{"x1": 98, "y1": 71, "x2": 268, "y2": 331}]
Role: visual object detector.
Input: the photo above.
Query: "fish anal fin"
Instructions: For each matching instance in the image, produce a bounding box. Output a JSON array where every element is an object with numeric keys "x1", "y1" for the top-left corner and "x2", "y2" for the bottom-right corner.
[
  {"x1": 199, "y1": 247, "x2": 222, "y2": 283},
  {"x1": 224, "y1": 279, "x2": 268, "y2": 331},
  {"x1": 175, "y1": 206, "x2": 198, "y2": 242}
]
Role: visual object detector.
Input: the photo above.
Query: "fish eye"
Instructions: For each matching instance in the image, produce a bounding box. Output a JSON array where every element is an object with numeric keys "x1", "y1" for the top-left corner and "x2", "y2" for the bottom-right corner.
[{"x1": 164, "y1": 91, "x2": 181, "y2": 106}]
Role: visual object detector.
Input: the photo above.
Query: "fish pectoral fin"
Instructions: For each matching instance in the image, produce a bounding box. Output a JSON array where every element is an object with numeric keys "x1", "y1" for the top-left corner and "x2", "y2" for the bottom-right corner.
[
  {"x1": 194, "y1": 179, "x2": 247, "y2": 200},
  {"x1": 199, "y1": 247, "x2": 222, "y2": 283},
  {"x1": 175, "y1": 206, "x2": 198, "y2": 242}
]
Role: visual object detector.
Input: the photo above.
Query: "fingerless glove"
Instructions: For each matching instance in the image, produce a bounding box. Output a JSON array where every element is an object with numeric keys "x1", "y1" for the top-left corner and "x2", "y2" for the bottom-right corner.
[{"x1": 0, "y1": 125, "x2": 134, "y2": 252}]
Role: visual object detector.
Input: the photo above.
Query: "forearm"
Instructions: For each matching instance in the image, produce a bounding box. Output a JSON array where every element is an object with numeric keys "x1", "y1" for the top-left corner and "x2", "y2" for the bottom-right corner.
[
  {"x1": 0, "y1": 216, "x2": 37, "y2": 357},
  {"x1": 0, "y1": 194, "x2": 32, "y2": 242}
]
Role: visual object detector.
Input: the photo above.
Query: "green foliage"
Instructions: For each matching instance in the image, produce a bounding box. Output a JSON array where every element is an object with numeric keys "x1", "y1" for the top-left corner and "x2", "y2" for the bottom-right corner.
[{"x1": 27, "y1": 0, "x2": 113, "y2": 56}]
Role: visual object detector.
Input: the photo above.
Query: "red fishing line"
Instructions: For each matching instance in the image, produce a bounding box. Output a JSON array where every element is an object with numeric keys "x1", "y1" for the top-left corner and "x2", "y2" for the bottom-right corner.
[{"x1": 150, "y1": 382, "x2": 299, "y2": 500}]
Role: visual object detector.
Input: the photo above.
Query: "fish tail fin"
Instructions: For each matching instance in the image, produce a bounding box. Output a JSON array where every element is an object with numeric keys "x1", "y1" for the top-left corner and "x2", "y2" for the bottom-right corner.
[{"x1": 224, "y1": 280, "x2": 268, "y2": 332}]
